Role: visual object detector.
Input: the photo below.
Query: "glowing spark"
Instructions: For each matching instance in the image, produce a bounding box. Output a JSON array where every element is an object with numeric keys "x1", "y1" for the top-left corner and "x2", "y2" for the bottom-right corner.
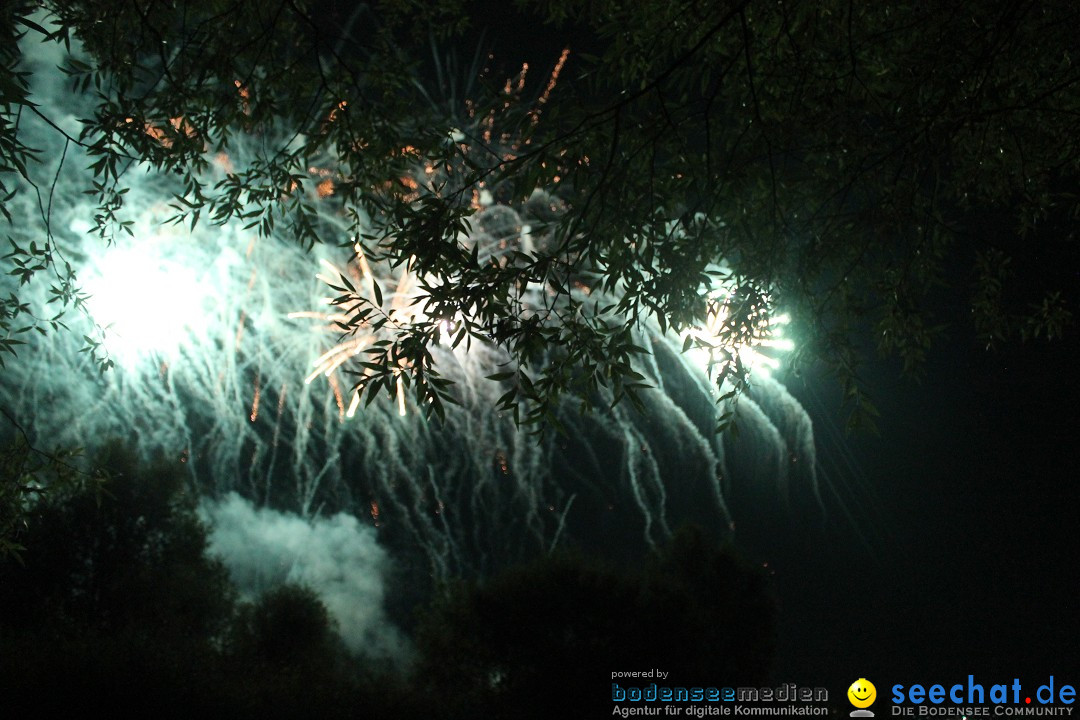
[
  {"x1": 234, "y1": 80, "x2": 251, "y2": 115},
  {"x1": 303, "y1": 337, "x2": 368, "y2": 384},
  {"x1": 396, "y1": 376, "x2": 406, "y2": 417},
  {"x1": 83, "y1": 242, "x2": 212, "y2": 364},
  {"x1": 234, "y1": 309, "x2": 248, "y2": 348},
  {"x1": 346, "y1": 388, "x2": 361, "y2": 418},
  {"x1": 329, "y1": 372, "x2": 346, "y2": 419},
  {"x1": 295, "y1": 251, "x2": 429, "y2": 418},
  {"x1": 681, "y1": 282, "x2": 794, "y2": 380},
  {"x1": 250, "y1": 372, "x2": 261, "y2": 422},
  {"x1": 353, "y1": 241, "x2": 373, "y2": 281},
  {"x1": 530, "y1": 47, "x2": 571, "y2": 127},
  {"x1": 272, "y1": 383, "x2": 287, "y2": 448},
  {"x1": 540, "y1": 48, "x2": 569, "y2": 105}
]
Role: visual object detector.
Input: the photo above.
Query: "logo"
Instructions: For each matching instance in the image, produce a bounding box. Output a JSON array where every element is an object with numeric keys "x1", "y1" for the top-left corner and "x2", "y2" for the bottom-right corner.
[{"x1": 849, "y1": 679, "x2": 878, "y2": 718}]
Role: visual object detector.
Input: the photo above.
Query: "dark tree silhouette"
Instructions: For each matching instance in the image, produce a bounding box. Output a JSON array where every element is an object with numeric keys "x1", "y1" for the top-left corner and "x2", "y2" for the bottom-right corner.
[
  {"x1": 412, "y1": 526, "x2": 775, "y2": 719},
  {"x1": 0, "y1": 444, "x2": 378, "y2": 717}
]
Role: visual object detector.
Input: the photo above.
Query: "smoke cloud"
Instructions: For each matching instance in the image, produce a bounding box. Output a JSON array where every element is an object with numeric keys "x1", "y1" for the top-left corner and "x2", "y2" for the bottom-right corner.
[{"x1": 201, "y1": 493, "x2": 410, "y2": 661}]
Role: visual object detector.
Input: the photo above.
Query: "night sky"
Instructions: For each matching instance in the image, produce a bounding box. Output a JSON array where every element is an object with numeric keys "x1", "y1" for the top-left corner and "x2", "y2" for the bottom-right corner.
[{"x1": 757, "y1": 321, "x2": 1080, "y2": 687}]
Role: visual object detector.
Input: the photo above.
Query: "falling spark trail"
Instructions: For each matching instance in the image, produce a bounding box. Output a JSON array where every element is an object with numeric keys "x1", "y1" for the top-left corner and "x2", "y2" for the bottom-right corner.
[{"x1": 2, "y1": 21, "x2": 823, "y2": 584}]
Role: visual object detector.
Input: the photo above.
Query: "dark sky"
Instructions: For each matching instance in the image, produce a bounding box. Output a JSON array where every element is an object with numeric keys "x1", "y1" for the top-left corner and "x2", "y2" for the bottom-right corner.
[{"x1": 749, "y1": 321, "x2": 1080, "y2": 689}]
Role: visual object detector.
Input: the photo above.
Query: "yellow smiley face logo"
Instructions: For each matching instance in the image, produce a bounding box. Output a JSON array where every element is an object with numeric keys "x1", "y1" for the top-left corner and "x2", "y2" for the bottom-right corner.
[{"x1": 848, "y1": 679, "x2": 877, "y2": 708}]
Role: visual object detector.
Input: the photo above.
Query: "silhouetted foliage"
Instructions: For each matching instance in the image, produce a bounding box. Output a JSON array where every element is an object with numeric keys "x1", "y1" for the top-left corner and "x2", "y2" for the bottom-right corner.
[
  {"x1": 0, "y1": 443, "x2": 386, "y2": 717},
  {"x1": 412, "y1": 525, "x2": 775, "y2": 719},
  {"x1": 0, "y1": 444, "x2": 230, "y2": 708},
  {"x1": 0, "y1": 432, "x2": 97, "y2": 560},
  {"x1": 232, "y1": 584, "x2": 341, "y2": 668},
  {"x1": 0, "y1": 441, "x2": 233, "y2": 637}
]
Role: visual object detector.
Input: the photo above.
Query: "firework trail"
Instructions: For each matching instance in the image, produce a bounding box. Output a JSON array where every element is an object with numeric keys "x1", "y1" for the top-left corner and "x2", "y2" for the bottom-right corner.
[{"x1": 1, "y1": 17, "x2": 819, "y2": 619}]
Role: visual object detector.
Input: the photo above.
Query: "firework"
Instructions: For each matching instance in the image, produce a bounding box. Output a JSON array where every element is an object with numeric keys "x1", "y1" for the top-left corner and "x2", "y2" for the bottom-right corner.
[{"x1": 2, "y1": 22, "x2": 818, "y2": 591}]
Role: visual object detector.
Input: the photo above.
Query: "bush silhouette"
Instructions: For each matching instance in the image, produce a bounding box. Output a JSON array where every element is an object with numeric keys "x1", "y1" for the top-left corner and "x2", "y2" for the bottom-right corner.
[{"x1": 412, "y1": 526, "x2": 775, "y2": 719}]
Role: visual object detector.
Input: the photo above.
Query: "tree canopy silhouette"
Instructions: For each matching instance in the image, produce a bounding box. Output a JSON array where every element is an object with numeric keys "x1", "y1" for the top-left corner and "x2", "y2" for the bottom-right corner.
[
  {"x1": 412, "y1": 526, "x2": 775, "y2": 719},
  {"x1": 0, "y1": 443, "x2": 378, "y2": 717}
]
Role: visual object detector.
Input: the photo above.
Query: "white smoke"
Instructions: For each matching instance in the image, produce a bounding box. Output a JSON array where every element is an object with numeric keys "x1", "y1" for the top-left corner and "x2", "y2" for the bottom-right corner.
[{"x1": 201, "y1": 493, "x2": 410, "y2": 661}]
